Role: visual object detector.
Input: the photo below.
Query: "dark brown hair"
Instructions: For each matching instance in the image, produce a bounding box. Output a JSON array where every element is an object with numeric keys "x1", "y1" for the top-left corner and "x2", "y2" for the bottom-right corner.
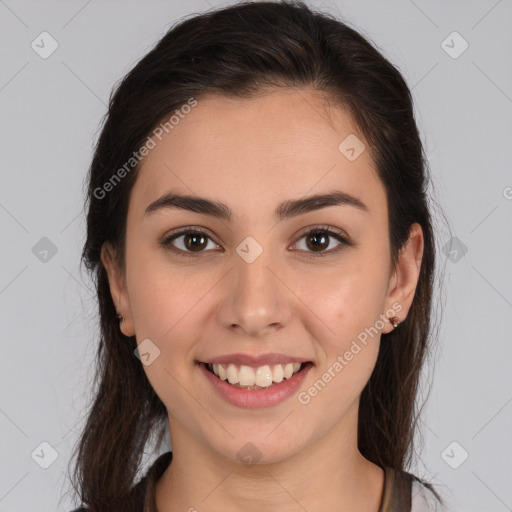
[{"x1": 69, "y1": 0, "x2": 446, "y2": 509}]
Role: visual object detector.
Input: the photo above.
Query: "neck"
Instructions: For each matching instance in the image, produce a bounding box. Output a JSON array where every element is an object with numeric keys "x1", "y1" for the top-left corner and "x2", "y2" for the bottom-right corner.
[{"x1": 155, "y1": 404, "x2": 385, "y2": 511}]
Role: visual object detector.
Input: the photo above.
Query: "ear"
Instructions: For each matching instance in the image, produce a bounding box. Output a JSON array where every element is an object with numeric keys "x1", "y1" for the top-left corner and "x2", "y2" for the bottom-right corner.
[
  {"x1": 382, "y1": 223, "x2": 424, "y2": 334},
  {"x1": 100, "y1": 242, "x2": 135, "y2": 337}
]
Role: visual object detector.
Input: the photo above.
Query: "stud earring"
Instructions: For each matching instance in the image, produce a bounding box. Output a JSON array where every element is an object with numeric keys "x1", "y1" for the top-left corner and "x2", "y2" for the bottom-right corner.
[{"x1": 389, "y1": 316, "x2": 400, "y2": 329}]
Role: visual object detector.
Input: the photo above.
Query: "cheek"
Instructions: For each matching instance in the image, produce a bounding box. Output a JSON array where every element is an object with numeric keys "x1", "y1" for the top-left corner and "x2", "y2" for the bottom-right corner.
[
  {"x1": 294, "y1": 249, "x2": 389, "y2": 389},
  {"x1": 299, "y1": 251, "x2": 390, "y2": 335},
  {"x1": 131, "y1": 268, "x2": 206, "y2": 408},
  {"x1": 126, "y1": 250, "x2": 202, "y2": 339},
  {"x1": 310, "y1": 345, "x2": 379, "y2": 417},
  {"x1": 299, "y1": 276, "x2": 384, "y2": 412}
]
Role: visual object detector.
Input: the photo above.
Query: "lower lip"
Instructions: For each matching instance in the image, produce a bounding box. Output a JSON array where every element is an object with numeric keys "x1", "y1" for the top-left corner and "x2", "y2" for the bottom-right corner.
[{"x1": 199, "y1": 362, "x2": 313, "y2": 409}]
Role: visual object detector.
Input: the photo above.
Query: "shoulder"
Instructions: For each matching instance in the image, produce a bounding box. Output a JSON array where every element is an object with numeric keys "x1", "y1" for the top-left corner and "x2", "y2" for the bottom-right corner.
[
  {"x1": 68, "y1": 478, "x2": 146, "y2": 512},
  {"x1": 410, "y1": 475, "x2": 445, "y2": 512},
  {"x1": 381, "y1": 466, "x2": 445, "y2": 512},
  {"x1": 68, "y1": 451, "x2": 173, "y2": 512}
]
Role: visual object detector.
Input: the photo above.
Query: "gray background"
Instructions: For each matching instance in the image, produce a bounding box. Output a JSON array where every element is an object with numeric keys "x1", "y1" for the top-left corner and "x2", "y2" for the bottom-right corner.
[{"x1": 1, "y1": 0, "x2": 511, "y2": 510}]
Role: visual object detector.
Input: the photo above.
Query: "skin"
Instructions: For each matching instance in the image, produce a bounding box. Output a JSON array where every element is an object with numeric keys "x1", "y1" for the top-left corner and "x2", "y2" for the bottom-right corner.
[{"x1": 101, "y1": 88, "x2": 424, "y2": 512}]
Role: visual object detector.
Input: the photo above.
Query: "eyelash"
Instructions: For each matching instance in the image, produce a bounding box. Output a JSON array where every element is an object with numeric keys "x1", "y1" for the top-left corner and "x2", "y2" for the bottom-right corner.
[{"x1": 160, "y1": 225, "x2": 354, "y2": 259}]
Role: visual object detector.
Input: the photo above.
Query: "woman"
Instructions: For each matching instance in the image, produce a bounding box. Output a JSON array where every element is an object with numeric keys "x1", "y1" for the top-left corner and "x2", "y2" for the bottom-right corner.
[{"x1": 69, "y1": 1, "x2": 447, "y2": 510}]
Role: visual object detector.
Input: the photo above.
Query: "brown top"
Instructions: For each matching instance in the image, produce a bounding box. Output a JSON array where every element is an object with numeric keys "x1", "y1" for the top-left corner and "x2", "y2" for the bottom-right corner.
[
  {"x1": 72, "y1": 451, "x2": 439, "y2": 512},
  {"x1": 378, "y1": 464, "x2": 412, "y2": 512}
]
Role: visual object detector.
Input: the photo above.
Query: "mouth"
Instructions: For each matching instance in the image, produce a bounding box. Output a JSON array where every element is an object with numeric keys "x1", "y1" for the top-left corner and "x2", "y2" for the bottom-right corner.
[{"x1": 200, "y1": 361, "x2": 313, "y2": 390}]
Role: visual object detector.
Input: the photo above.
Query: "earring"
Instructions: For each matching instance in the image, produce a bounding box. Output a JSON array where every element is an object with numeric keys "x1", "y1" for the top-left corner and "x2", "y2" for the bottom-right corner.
[
  {"x1": 389, "y1": 316, "x2": 400, "y2": 329},
  {"x1": 117, "y1": 312, "x2": 124, "y2": 323}
]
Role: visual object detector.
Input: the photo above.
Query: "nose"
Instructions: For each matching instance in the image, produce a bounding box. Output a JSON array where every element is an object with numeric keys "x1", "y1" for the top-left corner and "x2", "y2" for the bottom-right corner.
[{"x1": 217, "y1": 250, "x2": 293, "y2": 338}]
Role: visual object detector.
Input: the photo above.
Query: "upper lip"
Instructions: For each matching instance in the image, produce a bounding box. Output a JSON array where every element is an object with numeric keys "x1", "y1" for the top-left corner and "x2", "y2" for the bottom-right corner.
[{"x1": 201, "y1": 353, "x2": 312, "y2": 366}]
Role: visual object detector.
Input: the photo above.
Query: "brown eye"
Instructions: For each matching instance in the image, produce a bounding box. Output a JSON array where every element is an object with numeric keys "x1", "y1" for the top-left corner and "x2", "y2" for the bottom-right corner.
[
  {"x1": 293, "y1": 227, "x2": 352, "y2": 257},
  {"x1": 161, "y1": 228, "x2": 220, "y2": 257},
  {"x1": 304, "y1": 232, "x2": 330, "y2": 252},
  {"x1": 161, "y1": 225, "x2": 353, "y2": 258},
  {"x1": 183, "y1": 232, "x2": 208, "y2": 251}
]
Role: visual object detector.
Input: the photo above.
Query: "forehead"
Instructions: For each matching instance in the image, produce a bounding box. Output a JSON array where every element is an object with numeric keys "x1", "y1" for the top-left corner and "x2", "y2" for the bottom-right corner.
[{"x1": 129, "y1": 88, "x2": 386, "y2": 221}]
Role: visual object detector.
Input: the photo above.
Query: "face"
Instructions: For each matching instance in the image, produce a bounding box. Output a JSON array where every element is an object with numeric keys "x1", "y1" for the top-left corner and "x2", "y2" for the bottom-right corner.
[{"x1": 102, "y1": 88, "x2": 423, "y2": 465}]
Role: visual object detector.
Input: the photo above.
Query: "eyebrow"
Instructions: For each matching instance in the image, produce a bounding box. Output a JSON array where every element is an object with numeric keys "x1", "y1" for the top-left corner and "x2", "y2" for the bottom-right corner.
[{"x1": 144, "y1": 189, "x2": 368, "y2": 222}]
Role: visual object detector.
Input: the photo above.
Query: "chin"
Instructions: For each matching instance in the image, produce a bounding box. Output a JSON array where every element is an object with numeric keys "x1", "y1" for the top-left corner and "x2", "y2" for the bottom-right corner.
[{"x1": 207, "y1": 431, "x2": 308, "y2": 467}]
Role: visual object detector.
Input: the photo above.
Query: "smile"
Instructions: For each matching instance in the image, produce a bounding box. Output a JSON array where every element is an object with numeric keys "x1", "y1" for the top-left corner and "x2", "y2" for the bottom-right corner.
[
  {"x1": 206, "y1": 362, "x2": 304, "y2": 389},
  {"x1": 199, "y1": 360, "x2": 314, "y2": 408}
]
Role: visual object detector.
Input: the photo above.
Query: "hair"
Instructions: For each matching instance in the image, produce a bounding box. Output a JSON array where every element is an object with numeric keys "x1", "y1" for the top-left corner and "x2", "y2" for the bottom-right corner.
[{"x1": 69, "y1": 0, "x2": 447, "y2": 509}]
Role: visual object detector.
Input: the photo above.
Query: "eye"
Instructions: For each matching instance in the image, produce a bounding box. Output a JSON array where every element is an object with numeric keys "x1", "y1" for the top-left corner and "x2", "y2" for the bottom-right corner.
[
  {"x1": 161, "y1": 227, "x2": 221, "y2": 257},
  {"x1": 160, "y1": 224, "x2": 354, "y2": 258},
  {"x1": 291, "y1": 225, "x2": 353, "y2": 257}
]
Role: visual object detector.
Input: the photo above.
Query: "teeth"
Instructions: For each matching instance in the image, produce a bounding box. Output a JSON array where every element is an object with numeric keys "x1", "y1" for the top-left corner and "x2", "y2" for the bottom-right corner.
[
  {"x1": 239, "y1": 365, "x2": 256, "y2": 386},
  {"x1": 255, "y1": 365, "x2": 273, "y2": 387},
  {"x1": 272, "y1": 364, "x2": 284, "y2": 383},
  {"x1": 218, "y1": 364, "x2": 227, "y2": 380},
  {"x1": 227, "y1": 364, "x2": 238, "y2": 385},
  {"x1": 209, "y1": 362, "x2": 304, "y2": 388}
]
